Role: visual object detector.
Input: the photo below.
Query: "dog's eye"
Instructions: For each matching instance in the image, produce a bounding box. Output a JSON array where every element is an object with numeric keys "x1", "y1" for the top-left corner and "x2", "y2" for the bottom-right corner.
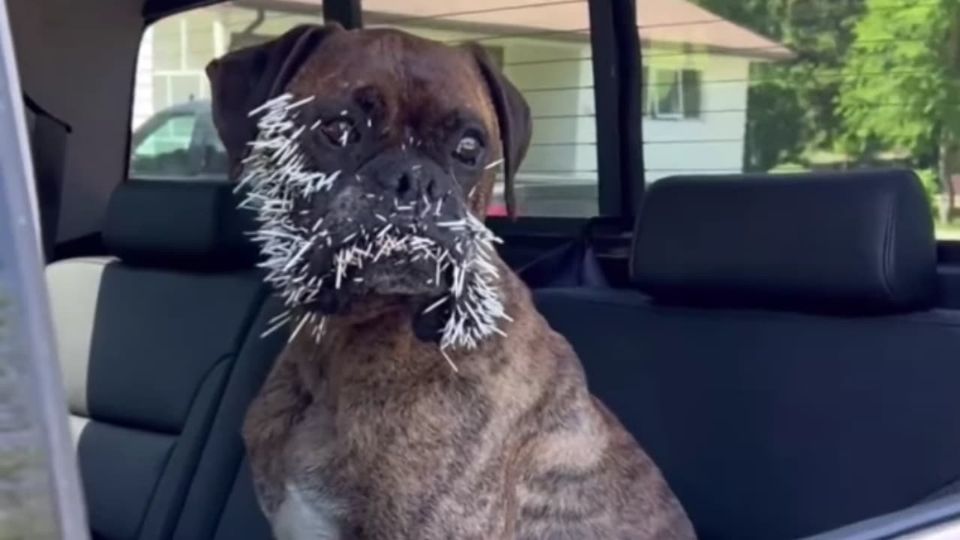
[
  {"x1": 321, "y1": 117, "x2": 359, "y2": 147},
  {"x1": 452, "y1": 132, "x2": 484, "y2": 166}
]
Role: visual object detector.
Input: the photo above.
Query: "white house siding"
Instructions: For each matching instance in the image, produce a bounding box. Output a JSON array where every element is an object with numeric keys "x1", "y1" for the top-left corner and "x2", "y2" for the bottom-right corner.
[
  {"x1": 140, "y1": 11, "x2": 216, "y2": 119},
  {"x1": 643, "y1": 51, "x2": 752, "y2": 182},
  {"x1": 503, "y1": 41, "x2": 596, "y2": 184},
  {"x1": 132, "y1": 27, "x2": 155, "y2": 129}
]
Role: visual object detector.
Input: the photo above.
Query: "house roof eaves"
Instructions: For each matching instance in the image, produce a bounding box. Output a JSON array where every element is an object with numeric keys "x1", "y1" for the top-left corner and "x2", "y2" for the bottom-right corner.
[{"x1": 641, "y1": 38, "x2": 795, "y2": 62}]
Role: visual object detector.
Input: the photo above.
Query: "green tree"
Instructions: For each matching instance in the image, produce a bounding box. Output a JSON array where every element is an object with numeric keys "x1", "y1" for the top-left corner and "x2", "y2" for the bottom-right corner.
[
  {"x1": 839, "y1": 0, "x2": 960, "y2": 221},
  {"x1": 693, "y1": 0, "x2": 865, "y2": 171}
]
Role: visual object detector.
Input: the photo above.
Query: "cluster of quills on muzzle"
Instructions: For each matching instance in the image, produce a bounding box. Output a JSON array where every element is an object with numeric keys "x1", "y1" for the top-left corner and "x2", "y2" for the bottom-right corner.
[{"x1": 236, "y1": 93, "x2": 511, "y2": 371}]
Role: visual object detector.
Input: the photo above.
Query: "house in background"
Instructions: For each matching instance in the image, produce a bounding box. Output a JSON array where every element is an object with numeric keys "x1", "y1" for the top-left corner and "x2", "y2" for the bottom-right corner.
[
  {"x1": 637, "y1": 0, "x2": 792, "y2": 180},
  {"x1": 132, "y1": 0, "x2": 791, "y2": 214}
]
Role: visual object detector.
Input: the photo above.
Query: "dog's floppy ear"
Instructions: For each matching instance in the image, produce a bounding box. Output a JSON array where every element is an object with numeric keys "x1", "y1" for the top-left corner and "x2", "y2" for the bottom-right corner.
[
  {"x1": 465, "y1": 43, "x2": 532, "y2": 219},
  {"x1": 206, "y1": 23, "x2": 341, "y2": 175}
]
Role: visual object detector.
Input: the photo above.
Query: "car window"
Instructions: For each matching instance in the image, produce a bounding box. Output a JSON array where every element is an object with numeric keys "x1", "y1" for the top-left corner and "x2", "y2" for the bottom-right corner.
[
  {"x1": 134, "y1": 1, "x2": 600, "y2": 219},
  {"x1": 364, "y1": 1, "x2": 599, "y2": 218},
  {"x1": 134, "y1": 114, "x2": 196, "y2": 157},
  {"x1": 130, "y1": 114, "x2": 198, "y2": 178},
  {"x1": 640, "y1": 0, "x2": 960, "y2": 239},
  {"x1": 130, "y1": 2, "x2": 328, "y2": 181}
]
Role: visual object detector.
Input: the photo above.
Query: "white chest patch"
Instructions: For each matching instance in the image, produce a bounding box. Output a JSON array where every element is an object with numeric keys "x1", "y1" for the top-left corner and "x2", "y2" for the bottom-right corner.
[{"x1": 272, "y1": 483, "x2": 346, "y2": 540}]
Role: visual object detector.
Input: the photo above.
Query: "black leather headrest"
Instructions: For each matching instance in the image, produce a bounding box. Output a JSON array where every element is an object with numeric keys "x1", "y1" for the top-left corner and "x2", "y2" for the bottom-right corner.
[
  {"x1": 103, "y1": 181, "x2": 257, "y2": 270},
  {"x1": 632, "y1": 170, "x2": 937, "y2": 315}
]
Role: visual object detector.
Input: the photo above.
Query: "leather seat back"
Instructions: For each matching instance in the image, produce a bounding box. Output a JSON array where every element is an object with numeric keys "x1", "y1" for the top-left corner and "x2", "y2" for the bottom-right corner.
[
  {"x1": 47, "y1": 181, "x2": 279, "y2": 540},
  {"x1": 536, "y1": 171, "x2": 958, "y2": 539}
]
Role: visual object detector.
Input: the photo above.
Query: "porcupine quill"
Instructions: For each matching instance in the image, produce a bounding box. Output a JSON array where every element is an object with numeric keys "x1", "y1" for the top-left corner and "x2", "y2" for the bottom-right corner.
[{"x1": 239, "y1": 93, "x2": 511, "y2": 370}]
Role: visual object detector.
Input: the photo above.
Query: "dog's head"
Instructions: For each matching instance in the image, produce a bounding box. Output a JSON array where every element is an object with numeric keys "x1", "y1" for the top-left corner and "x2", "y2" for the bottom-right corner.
[{"x1": 206, "y1": 24, "x2": 531, "y2": 349}]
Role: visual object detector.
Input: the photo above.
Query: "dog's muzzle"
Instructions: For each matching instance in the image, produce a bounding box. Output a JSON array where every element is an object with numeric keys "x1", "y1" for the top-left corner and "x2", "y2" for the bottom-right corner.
[
  {"x1": 294, "y1": 148, "x2": 474, "y2": 301},
  {"x1": 242, "y1": 93, "x2": 507, "y2": 351}
]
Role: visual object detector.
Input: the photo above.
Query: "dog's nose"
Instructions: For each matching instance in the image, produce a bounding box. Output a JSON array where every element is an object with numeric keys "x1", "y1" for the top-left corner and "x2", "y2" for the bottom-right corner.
[
  {"x1": 357, "y1": 150, "x2": 455, "y2": 207},
  {"x1": 382, "y1": 166, "x2": 439, "y2": 201}
]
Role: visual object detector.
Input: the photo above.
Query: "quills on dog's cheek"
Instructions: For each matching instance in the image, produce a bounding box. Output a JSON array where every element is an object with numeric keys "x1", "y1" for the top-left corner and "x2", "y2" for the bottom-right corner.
[
  {"x1": 239, "y1": 93, "x2": 342, "y2": 344},
  {"x1": 239, "y1": 93, "x2": 512, "y2": 369}
]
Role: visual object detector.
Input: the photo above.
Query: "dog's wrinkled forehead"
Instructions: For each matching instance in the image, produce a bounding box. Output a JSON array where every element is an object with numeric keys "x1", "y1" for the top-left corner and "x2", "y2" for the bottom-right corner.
[{"x1": 288, "y1": 29, "x2": 499, "y2": 140}]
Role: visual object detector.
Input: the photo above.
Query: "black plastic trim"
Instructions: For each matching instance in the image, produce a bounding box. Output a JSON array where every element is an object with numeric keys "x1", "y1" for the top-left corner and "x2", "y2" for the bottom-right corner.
[
  {"x1": 938, "y1": 240, "x2": 960, "y2": 263},
  {"x1": 587, "y1": 0, "x2": 623, "y2": 218},
  {"x1": 323, "y1": 0, "x2": 362, "y2": 29},
  {"x1": 615, "y1": 0, "x2": 644, "y2": 216}
]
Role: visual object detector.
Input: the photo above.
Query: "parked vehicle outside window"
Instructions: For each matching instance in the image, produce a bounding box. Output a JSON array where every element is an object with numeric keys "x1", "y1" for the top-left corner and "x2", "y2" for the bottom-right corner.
[{"x1": 129, "y1": 101, "x2": 227, "y2": 182}]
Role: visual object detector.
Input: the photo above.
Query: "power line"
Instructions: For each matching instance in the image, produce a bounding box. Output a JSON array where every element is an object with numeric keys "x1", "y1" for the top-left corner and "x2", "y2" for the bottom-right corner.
[
  {"x1": 365, "y1": 0, "x2": 587, "y2": 26},
  {"x1": 640, "y1": 67, "x2": 960, "y2": 90}
]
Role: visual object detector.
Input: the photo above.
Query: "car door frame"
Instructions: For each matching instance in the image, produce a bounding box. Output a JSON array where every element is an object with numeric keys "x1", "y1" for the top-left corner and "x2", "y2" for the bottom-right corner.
[{"x1": 0, "y1": 0, "x2": 89, "y2": 536}]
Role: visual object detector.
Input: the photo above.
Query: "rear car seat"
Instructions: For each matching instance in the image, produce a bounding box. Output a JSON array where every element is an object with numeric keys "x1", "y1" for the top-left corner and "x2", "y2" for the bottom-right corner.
[
  {"x1": 535, "y1": 171, "x2": 960, "y2": 539},
  {"x1": 46, "y1": 181, "x2": 278, "y2": 540}
]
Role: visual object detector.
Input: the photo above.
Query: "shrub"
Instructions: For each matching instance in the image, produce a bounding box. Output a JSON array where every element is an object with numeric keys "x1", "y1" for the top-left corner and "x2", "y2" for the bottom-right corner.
[{"x1": 914, "y1": 168, "x2": 941, "y2": 219}]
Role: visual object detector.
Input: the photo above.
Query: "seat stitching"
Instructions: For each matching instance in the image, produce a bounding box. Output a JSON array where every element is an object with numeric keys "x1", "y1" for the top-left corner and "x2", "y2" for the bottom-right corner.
[
  {"x1": 166, "y1": 285, "x2": 273, "y2": 538},
  {"x1": 879, "y1": 192, "x2": 897, "y2": 301},
  {"x1": 137, "y1": 352, "x2": 234, "y2": 539}
]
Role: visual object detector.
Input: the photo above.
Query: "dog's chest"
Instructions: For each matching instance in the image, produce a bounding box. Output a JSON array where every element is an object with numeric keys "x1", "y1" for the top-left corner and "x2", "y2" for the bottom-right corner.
[
  {"x1": 268, "y1": 368, "x2": 512, "y2": 539},
  {"x1": 273, "y1": 401, "x2": 348, "y2": 540},
  {"x1": 273, "y1": 482, "x2": 347, "y2": 540}
]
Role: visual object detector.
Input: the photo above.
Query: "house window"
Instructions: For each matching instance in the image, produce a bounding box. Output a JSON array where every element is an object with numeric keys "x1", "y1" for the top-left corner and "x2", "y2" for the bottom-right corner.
[{"x1": 643, "y1": 67, "x2": 701, "y2": 120}]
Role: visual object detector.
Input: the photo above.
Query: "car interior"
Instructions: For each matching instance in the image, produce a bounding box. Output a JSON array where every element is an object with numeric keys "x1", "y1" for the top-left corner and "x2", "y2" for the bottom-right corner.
[{"x1": 9, "y1": 0, "x2": 960, "y2": 539}]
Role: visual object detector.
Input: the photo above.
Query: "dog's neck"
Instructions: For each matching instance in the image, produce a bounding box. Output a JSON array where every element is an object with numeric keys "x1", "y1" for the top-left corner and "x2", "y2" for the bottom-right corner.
[
  {"x1": 321, "y1": 294, "x2": 420, "y2": 326},
  {"x1": 287, "y1": 259, "x2": 537, "y2": 395}
]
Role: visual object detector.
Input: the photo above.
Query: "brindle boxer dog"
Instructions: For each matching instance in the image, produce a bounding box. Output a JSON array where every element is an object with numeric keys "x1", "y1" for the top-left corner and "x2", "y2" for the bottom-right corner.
[{"x1": 206, "y1": 23, "x2": 695, "y2": 540}]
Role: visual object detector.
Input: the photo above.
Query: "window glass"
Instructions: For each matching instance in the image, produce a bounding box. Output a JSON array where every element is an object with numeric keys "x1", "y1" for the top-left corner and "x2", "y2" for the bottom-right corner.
[
  {"x1": 134, "y1": 115, "x2": 196, "y2": 158},
  {"x1": 132, "y1": 1, "x2": 599, "y2": 218},
  {"x1": 640, "y1": 1, "x2": 960, "y2": 239},
  {"x1": 362, "y1": 0, "x2": 599, "y2": 218},
  {"x1": 646, "y1": 68, "x2": 701, "y2": 119},
  {"x1": 131, "y1": 2, "x2": 327, "y2": 180},
  {"x1": 130, "y1": 114, "x2": 198, "y2": 179},
  {"x1": 650, "y1": 69, "x2": 681, "y2": 119}
]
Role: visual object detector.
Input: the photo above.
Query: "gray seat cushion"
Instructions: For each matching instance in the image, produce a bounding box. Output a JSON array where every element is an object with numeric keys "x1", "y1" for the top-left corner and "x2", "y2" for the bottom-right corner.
[{"x1": 47, "y1": 181, "x2": 281, "y2": 540}]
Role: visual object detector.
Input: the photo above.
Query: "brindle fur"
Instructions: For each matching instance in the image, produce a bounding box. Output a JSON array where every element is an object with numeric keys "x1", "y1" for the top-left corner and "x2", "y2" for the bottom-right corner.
[{"x1": 232, "y1": 27, "x2": 695, "y2": 540}]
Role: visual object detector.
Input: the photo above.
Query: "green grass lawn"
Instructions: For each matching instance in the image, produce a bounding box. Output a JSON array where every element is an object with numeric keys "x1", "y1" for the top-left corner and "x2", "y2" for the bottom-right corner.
[{"x1": 937, "y1": 222, "x2": 960, "y2": 240}]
